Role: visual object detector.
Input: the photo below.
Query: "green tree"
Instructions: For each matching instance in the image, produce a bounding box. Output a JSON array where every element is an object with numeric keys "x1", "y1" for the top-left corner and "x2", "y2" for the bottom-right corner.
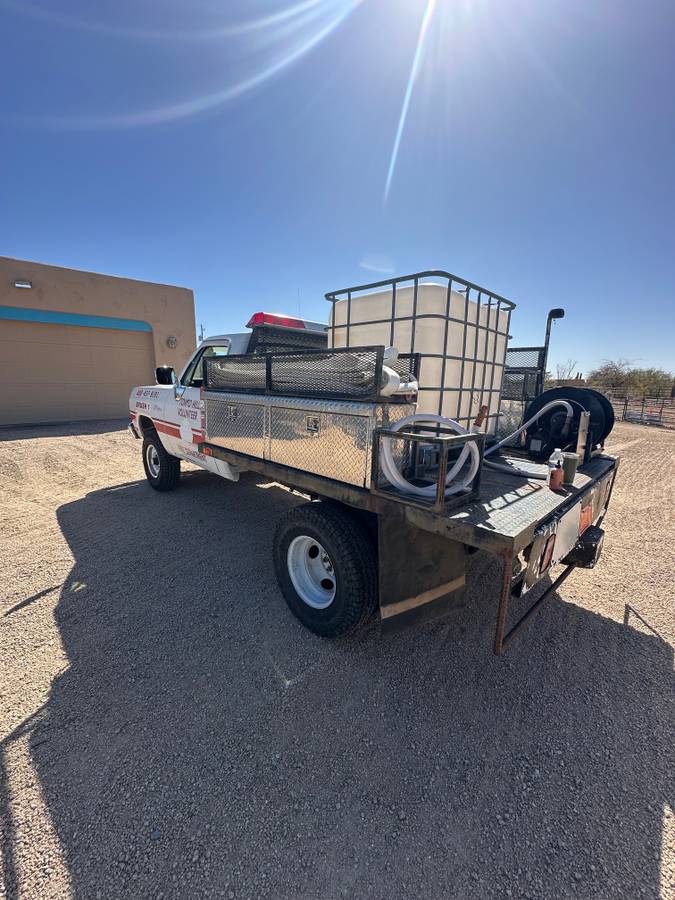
[{"x1": 587, "y1": 360, "x2": 673, "y2": 396}]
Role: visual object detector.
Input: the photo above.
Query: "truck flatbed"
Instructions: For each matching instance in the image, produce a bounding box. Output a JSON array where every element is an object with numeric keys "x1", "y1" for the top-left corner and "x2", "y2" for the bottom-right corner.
[
  {"x1": 201, "y1": 438, "x2": 616, "y2": 555},
  {"x1": 406, "y1": 453, "x2": 617, "y2": 554}
]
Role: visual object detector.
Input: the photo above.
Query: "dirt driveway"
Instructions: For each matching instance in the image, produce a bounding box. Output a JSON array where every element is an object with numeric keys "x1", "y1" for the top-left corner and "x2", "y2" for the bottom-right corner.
[{"x1": 1, "y1": 420, "x2": 673, "y2": 899}]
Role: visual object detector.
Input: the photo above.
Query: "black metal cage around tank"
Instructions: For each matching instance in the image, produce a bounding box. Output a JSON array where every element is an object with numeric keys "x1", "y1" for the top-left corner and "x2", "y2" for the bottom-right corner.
[{"x1": 325, "y1": 270, "x2": 516, "y2": 433}]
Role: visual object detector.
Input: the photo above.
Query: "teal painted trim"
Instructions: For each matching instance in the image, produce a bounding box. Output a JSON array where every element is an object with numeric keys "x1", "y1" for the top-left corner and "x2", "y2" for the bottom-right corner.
[{"x1": 0, "y1": 305, "x2": 152, "y2": 333}]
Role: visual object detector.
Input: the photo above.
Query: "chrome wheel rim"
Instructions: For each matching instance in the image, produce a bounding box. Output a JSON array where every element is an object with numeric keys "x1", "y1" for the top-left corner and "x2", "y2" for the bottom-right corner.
[
  {"x1": 287, "y1": 536, "x2": 336, "y2": 609},
  {"x1": 146, "y1": 443, "x2": 161, "y2": 478}
]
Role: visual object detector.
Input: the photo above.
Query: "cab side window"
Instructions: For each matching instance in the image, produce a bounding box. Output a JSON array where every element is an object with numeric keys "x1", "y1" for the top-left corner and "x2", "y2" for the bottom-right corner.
[{"x1": 182, "y1": 345, "x2": 230, "y2": 387}]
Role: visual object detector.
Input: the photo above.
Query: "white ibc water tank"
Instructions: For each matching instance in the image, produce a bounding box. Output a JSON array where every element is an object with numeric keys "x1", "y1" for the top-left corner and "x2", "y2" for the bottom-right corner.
[{"x1": 328, "y1": 282, "x2": 511, "y2": 432}]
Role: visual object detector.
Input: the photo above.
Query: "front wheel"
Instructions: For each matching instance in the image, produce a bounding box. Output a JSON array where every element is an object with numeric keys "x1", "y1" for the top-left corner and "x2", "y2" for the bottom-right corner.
[
  {"x1": 273, "y1": 502, "x2": 377, "y2": 637},
  {"x1": 142, "y1": 434, "x2": 181, "y2": 492}
]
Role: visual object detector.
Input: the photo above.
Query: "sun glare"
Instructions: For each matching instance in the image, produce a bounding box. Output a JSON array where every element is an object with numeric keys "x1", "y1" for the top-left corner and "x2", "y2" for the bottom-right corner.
[{"x1": 383, "y1": 0, "x2": 439, "y2": 203}]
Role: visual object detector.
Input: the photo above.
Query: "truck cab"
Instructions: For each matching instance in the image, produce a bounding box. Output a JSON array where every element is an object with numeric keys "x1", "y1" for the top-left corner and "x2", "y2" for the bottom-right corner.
[{"x1": 128, "y1": 312, "x2": 327, "y2": 485}]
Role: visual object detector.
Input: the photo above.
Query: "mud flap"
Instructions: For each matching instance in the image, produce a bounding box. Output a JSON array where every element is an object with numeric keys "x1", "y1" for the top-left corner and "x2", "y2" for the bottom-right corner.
[{"x1": 378, "y1": 513, "x2": 466, "y2": 632}]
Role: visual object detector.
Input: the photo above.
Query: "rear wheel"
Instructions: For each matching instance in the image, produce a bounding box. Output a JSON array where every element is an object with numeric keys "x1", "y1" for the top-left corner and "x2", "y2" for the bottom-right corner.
[
  {"x1": 273, "y1": 501, "x2": 377, "y2": 637},
  {"x1": 142, "y1": 433, "x2": 181, "y2": 492}
]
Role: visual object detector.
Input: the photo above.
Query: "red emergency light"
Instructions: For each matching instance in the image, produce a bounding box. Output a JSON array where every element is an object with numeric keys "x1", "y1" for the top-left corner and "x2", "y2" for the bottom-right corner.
[{"x1": 246, "y1": 312, "x2": 306, "y2": 330}]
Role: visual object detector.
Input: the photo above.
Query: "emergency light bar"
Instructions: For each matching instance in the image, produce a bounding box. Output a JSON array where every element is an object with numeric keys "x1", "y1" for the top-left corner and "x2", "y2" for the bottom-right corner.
[{"x1": 246, "y1": 312, "x2": 306, "y2": 330}]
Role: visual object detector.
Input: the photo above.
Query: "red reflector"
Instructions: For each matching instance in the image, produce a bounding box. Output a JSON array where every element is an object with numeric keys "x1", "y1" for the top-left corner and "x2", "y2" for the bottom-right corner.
[
  {"x1": 203, "y1": 447, "x2": 213, "y2": 457},
  {"x1": 246, "y1": 311, "x2": 306, "y2": 330}
]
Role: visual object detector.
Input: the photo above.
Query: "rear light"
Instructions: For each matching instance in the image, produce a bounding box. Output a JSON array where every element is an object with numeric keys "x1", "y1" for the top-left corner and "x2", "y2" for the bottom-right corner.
[
  {"x1": 579, "y1": 503, "x2": 593, "y2": 536},
  {"x1": 246, "y1": 312, "x2": 306, "y2": 330}
]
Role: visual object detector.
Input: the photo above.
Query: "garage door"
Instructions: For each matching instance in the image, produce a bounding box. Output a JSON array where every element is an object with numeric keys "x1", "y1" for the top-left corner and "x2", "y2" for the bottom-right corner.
[{"x1": 0, "y1": 319, "x2": 156, "y2": 424}]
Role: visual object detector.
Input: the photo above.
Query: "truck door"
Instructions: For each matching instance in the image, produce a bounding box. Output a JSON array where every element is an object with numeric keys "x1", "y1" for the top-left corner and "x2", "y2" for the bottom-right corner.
[{"x1": 162, "y1": 344, "x2": 240, "y2": 480}]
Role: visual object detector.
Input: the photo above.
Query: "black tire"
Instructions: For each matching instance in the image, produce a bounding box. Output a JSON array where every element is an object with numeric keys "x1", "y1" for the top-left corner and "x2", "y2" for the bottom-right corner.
[
  {"x1": 273, "y1": 501, "x2": 378, "y2": 637},
  {"x1": 142, "y1": 433, "x2": 181, "y2": 492}
]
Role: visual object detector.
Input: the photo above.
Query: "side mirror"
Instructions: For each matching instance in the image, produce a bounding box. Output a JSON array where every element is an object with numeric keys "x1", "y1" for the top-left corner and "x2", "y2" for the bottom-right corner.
[{"x1": 155, "y1": 366, "x2": 176, "y2": 386}]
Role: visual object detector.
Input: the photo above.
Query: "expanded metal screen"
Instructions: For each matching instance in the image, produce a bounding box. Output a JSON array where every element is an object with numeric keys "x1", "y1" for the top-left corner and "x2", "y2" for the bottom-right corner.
[
  {"x1": 269, "y1": 348, "x2": 383, "y2": 399},
  {"x1": 388, "y1": 353, "x2": 421, "y2": 385},
  {"x1": 501, "y1": 370, "x2": 540, "y2": 402},
  {"x1": 504, "y1": 347, "x2": 545, "y2": 370},
  {"x1": 203, "y1": 355, "x2": 267, "y2": 393},
  {"x1": 496, "y1": 345, "x2": 547, "y2": 439},
  {"x1": 203, "y1": 346, "x2": 402, "y2": 401},
  {"x1": 248, "y1": 324, "x2": 328, "y2": 355}
]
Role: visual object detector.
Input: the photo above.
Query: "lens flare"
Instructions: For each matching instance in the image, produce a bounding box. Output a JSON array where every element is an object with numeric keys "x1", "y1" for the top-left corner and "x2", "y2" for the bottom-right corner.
[
  {"x1": 8, "y1": 0, "x2": 362, "y2": 129},
  {"x1": 0, "y1": 0, "x2": 335, "y2": 41},
  {"x1": 383, "y1": 0, "x2": 438, "y2": 203}
]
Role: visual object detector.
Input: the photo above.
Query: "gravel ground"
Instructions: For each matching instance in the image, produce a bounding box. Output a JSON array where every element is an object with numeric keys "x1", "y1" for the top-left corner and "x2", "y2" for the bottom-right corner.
[{"x1": 1, "y1": 420, "x2": 673, "y2": 900}]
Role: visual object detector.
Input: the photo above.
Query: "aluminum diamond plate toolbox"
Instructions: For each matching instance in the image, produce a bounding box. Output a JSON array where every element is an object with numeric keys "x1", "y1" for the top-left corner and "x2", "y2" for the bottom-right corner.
[
  {"x1": 268, "y1": 398, "x2": 414, "y2": 488},
  {"x1": 269, "y1": 406, "x2": 370, "y2": 486},
  {"x1": 203, "y1": 391, "x2": 414, "y2": 487},
  {"x1": 204, "y1": 395, "x2": 267, "y2": 459}
]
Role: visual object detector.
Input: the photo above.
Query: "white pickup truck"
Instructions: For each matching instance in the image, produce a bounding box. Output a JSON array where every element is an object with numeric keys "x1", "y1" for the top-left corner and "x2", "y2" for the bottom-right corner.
[
  {"x1": 128, "y1": 312, "x2": 327, "y2": 490},
  {"x1": 126, "y1": 276, "x2": 618, "y2": 653}
]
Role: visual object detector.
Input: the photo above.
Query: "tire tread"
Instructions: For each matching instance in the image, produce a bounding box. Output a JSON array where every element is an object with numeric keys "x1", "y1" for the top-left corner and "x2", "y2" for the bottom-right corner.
[
  {"x1": 142, "y1": 434, "x2": 181, "y2": 492},
  {"x1": 273, "y1": 501, "x2": 377, "y2": 637}
]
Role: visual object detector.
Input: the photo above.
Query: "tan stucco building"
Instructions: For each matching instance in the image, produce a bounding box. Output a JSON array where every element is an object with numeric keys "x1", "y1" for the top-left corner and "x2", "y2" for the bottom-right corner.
[{"x1": 0, "y1": 257, "x2": 196, "y2": 425}]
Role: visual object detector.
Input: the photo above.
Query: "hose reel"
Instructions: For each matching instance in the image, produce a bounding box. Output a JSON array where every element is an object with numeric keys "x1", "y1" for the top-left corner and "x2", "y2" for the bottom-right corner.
[
  {"x1": 523, "y1": 387, "x2": 614, "y2": 461},
  {"x1": 378, "y1": 387, "x2": 615, "y2": 500}
]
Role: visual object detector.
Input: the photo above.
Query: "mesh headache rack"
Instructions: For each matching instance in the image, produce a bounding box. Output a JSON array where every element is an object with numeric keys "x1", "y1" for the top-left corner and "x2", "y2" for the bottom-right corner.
[{"x1": 203, "y1": 346, "x2": 420, "y2": 402}]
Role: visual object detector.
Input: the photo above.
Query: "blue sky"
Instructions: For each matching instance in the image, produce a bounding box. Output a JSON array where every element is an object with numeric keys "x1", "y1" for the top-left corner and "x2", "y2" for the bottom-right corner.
[{"x1": 1, "y1": 0, "x2": 674, "y2": 375}]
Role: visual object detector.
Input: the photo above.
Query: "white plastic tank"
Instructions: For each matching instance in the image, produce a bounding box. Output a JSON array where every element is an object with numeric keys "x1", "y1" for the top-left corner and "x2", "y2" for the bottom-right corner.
[{"x1": 329, "y1": 282, "x2": 511, "y2": 432}]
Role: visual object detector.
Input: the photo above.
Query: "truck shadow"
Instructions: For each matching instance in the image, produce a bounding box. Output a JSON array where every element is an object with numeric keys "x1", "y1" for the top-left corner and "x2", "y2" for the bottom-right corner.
[{"x1": 3, "y1": 471, "x2": 673, "y2": 899}]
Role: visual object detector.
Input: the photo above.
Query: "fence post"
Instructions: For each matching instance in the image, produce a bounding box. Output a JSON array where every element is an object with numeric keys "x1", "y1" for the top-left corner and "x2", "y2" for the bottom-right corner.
[{"x1": 641, "y1": 397, "x2": 646, "y2": 424}]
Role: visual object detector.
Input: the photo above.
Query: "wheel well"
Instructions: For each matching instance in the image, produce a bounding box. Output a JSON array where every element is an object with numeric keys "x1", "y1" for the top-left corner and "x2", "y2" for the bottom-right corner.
[
  {"x1": 318, "y1": 500, "x2": 378, "y2": 550},
  {"x1": 137, "y1": 415, "x2": 155, "y2": 437}
]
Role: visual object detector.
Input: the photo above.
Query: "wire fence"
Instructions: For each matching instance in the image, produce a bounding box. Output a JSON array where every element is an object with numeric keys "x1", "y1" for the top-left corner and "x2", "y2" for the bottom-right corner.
[{"x1": 603, "y1": 394, "x2": 675, "y2": 430}]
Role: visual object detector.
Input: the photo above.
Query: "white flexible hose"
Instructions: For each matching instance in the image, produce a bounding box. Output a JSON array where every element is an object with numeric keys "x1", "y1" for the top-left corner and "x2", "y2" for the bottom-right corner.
[{"x1": 380, "y1": 413, "x2": 481, "y2": 498}]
